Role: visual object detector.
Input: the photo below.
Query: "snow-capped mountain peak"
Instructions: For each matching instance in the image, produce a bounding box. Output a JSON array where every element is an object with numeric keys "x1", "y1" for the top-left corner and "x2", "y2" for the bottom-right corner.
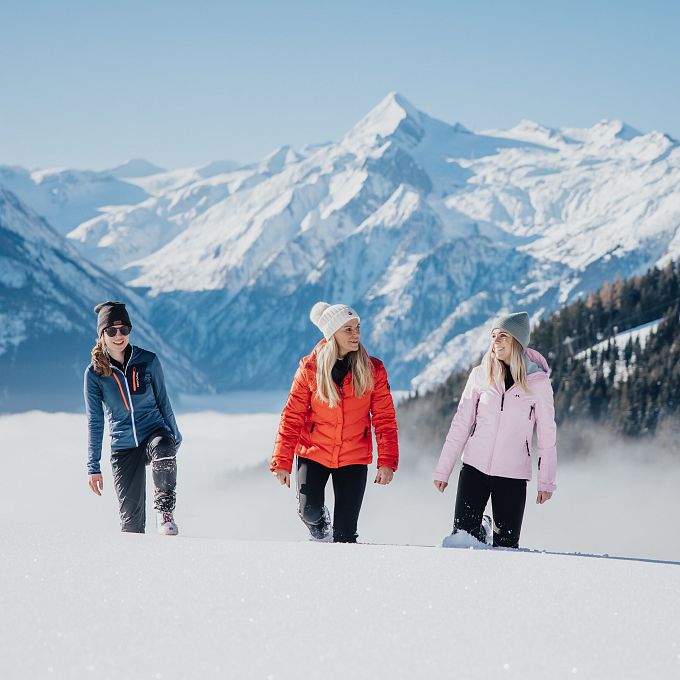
[
  {"x1": 342, "y1": 91, "x2": 429, "y2": 150},
  {"x1": 259, "y1": 145, "x2": 304, "y2": 173},
  {"x1": 4, "y1": 92, "x2": 680, "y2": 394},
  {"x1": 105, "y1": 158, "x2": 167, "y2": 178},
  {"x1": 589, "y1": 119, "x2": 642, "y2": 142}
]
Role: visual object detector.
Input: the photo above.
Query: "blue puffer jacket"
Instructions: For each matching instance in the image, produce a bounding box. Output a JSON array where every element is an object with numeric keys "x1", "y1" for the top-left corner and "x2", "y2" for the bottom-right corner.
[{"x1": 84, "y1": 345, "x2": 182, "y2": 474}]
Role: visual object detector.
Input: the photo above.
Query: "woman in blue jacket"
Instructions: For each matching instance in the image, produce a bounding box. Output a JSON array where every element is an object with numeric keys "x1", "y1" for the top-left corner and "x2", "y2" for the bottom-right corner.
[{"x1": 84, "y1": 301, "x2": 182, "y2": 535}]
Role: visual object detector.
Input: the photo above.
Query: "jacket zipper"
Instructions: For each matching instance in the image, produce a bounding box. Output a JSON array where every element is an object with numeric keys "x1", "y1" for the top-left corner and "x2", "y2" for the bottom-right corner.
[
  {"x1": 526, "y1": 440, "x2": 530, "y2": 456},
  {"x1": 121, "y1": 346, "x2": 138, "y2": 447},
  {"x1": 487, "y1": 384, "x2": 516, "y2": 475},
  {"x1": 529, "y1": 404, "x2": 535, "y2": 420}
]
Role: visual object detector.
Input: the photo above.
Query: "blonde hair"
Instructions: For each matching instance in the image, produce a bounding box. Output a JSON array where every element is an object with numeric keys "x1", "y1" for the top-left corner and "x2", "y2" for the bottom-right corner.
[
  {"x1": 91, "y1": 335, "x2": 112, "y2": 377},
  {"x1": 315, "y1": 338, "x2": 374, "y2": 408},
  {"x1": 483, "y1": 335, "x2": 530, "y2": 393}
]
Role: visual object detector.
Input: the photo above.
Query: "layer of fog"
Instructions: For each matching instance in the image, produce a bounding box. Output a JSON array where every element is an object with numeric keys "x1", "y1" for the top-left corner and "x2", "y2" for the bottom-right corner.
[{"x1": 1, "y1": 410, "x2": 677, "y2": 563}]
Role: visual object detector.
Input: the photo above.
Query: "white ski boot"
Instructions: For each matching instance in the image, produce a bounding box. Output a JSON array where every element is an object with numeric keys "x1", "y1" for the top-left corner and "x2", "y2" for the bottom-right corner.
[{"x1": 157, "y1": 511, "x2": 179, "y2": 536}]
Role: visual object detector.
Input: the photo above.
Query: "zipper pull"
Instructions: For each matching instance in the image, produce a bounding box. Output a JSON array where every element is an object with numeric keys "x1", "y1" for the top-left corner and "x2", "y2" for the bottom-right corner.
[{"x1": 501, "y1": 393, "x2": 505, "y2": 411}]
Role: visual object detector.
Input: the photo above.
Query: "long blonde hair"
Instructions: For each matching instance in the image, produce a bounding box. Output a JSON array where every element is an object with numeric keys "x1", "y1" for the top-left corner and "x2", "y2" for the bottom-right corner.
[
  {"x1": 315, "y1": 338, "x2": 374, "y2": 408},
  {"x1": 483, "y1": 335, "x2": 529, "y2": 393},
  {"x1": 91, "y1": 335, "x2": 112, "y2": 377}
]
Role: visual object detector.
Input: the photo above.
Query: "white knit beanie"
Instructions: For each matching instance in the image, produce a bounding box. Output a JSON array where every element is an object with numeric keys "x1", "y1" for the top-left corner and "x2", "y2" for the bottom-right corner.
[{"x1": 310, "y1": 301, "x2": 360, "y2": 340}]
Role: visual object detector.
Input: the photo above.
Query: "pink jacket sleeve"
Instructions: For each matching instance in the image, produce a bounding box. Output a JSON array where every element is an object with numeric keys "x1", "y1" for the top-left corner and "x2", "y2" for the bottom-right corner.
[
  {"x1": 534, "y1": 378, "x2": 557, "y2": 492},
  {"x1": 433, "y1": 369, "x2": 478, "y2": 483}
]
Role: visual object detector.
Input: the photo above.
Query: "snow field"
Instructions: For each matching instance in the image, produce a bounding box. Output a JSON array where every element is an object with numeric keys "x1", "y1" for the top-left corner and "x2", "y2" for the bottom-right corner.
[
  {"x1": 1, "y1": 410, "x2": 679, "y2": 678},
  {"x1": 1, "y1": 524, "x2": 679, "y2": 680}
]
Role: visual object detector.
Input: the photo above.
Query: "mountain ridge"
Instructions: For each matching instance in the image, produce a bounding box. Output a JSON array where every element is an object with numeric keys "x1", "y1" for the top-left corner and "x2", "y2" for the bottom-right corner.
[{"x1": 2, "y1": 92, "x2": 680, "y2": 394}]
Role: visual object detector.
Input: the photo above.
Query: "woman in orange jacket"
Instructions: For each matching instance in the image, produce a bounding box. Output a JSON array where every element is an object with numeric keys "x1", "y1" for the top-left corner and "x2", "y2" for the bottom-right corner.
[{"x1": 271, "y1": 301, "x2": 399, "y2": 543}]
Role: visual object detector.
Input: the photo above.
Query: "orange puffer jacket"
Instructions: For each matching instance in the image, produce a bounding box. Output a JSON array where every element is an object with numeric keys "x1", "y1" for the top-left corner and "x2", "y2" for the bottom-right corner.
[{"x1": 271, "y1": 343, "x2": 399, "y2": 473}]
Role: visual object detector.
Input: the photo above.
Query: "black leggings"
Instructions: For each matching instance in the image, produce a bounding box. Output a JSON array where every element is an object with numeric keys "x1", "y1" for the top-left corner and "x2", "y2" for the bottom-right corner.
[
  {"x1": 296, "y1": 457, "x2": 368, "y2": 543},
  {"x1": 110, "y1": 433, "x2": 177, "y2": 533},
  {"x1": 453, "y1": 463, "x2": 527, "y2": 548}
]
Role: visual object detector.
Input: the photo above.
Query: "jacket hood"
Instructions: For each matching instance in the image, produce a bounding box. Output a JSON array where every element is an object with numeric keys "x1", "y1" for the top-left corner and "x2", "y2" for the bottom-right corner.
[{"x1": 524, "y1": 347, "x2": 551, "y2": 377}]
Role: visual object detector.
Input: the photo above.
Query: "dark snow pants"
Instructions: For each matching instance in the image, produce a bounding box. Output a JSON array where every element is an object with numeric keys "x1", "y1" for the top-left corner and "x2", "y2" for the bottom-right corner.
[
  {"x1": 110, "y1": 433, "x2": 177, "y2": 533},
  {"x1": 296, "y1": 457, "x2": 367, "y2": 543},
  {"x1": 453, "y1": 463, "x2": 527, "y2": 549}
]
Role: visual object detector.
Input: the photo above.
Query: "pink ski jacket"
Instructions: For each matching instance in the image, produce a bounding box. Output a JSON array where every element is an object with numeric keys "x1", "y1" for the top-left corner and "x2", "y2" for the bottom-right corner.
[{"x1": 433, "y1": 348, "x2": 557, "y2": 492}]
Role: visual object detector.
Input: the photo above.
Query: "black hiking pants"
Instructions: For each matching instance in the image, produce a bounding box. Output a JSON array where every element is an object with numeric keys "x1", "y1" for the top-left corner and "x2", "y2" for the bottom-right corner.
[
  {"x1": 453, "y1": 463, "x2": 527, "y2": 549},
  {"x1": 296, "y1": 457, "x2": 368, "y2": 543},
  {"x1": 110, "y1": 433, "x2": 177, "y2": 533}
]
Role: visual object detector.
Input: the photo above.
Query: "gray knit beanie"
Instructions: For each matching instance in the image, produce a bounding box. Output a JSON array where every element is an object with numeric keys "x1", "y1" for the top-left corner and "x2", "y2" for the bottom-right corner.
[{"x1": 493, "y1": 312, "x2": 530, "y2": 349}]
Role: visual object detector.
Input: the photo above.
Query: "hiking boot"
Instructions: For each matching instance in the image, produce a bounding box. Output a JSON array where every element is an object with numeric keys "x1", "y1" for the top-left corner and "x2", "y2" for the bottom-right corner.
[
  {"x1": 157, "y1": 511, "x2": 179, "y2": 536},
  {"x1": 309, "y1": 506, "x2": 332, "y2": 542}
]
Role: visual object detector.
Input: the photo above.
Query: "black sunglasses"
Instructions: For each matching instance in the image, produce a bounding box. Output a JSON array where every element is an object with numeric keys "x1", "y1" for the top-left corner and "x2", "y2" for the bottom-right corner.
[{"x1": 104, "y1": 325, "x2": 131, "y2": 338}]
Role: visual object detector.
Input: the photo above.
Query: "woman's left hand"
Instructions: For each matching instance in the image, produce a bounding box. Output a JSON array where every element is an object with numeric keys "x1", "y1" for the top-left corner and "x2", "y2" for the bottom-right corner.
[
  {"x1": 536, "y1": 490, "x2": 553, "y2": 504},
  {"x1": 374, "y1": 466, "x2": 394, "y2": 485}
]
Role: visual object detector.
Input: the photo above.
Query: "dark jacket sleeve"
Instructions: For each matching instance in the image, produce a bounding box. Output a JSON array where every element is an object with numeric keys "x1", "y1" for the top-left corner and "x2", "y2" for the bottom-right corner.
[
  {"x1": 150, "y1": 355, "x2": 182, "y2": 448},
  {"x1": 370, "y1": 361, "x2": 399, "y2": 471},
  {"x1": 84, "y1": 367, "x2": 104, "y2": 474},
  {"x1": 271, "y1": 359, "x2": 312, "y2": 473}
]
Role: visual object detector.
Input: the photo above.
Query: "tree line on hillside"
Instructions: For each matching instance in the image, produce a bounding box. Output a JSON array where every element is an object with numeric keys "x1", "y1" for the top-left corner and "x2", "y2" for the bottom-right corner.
[{"x1": 398, "y1": 261, "x2": 680, "y2": 454}]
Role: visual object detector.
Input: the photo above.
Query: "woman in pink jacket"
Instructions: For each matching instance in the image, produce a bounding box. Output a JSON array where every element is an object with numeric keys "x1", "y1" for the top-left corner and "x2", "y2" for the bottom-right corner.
[{"x1": 433, "y1": 312, "x2": 556, "y2": 549}]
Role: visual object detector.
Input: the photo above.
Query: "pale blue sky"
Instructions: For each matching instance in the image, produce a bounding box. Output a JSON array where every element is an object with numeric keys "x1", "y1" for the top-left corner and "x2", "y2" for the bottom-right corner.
[{"x1": 1, "y1": 0, "x2": 678, "y2": 170}]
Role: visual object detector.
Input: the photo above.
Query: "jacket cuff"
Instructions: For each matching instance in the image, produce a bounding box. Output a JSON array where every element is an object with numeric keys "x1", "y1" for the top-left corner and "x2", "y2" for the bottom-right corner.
[
  {"x1": 433, "y1": 471, "x2": 450, "y2": 483},
  {"x1": 537, "y1": 481, "x2": 556, "y2": 492},
  {"x1": 377, "y1": 456, "x2": 398, "y2": 472}
]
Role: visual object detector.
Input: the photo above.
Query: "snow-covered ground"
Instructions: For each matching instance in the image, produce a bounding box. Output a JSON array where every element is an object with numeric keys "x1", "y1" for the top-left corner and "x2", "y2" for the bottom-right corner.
[{"x1": 1, "y1": 409, "x2": 678, "y2": 679}]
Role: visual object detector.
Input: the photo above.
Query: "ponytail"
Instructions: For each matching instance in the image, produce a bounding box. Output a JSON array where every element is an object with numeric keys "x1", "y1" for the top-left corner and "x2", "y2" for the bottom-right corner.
[{"x1": 91, "y1": 335, "x2": 112, "y2": 377}]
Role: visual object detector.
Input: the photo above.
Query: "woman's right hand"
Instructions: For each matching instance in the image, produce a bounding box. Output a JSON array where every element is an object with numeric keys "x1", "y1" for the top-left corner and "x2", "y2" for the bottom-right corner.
[
  {"x1": 433, "y1": 480, "x2": 448, "y2": 493},
  {"x1": 88, "y1": 473, "x2": 104, "y2": 496},
  {"x1": 273, "y1": 469, "x2": 291, "y2": 488}
]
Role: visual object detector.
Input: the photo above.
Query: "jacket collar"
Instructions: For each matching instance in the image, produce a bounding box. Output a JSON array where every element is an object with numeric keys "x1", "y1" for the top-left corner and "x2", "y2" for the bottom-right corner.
[{"x1": 109, "y1": 344, "x2": 134, "y2": 373}]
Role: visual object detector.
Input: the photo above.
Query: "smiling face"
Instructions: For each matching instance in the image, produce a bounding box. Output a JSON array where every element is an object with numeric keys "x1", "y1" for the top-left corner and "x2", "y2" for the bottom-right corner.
[
  {"x1": 491, "y1": 328, "x2": 512, "y2": 362},
  {"x1": 333, "y1": 318, "x2": 360, "y2": 357},
  {"x1": 103, "y1": 321, "x2": 131, "y2": 358}
]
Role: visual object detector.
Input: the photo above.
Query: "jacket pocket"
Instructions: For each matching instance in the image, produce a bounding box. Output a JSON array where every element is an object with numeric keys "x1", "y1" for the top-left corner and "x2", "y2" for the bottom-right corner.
[
  {"x1": 525, "y1": 440, "x2": 530, "y2": 456},
  {"x1": 129, "y1": 363, "x2": 148, "y2": 395},
  {"x1": 363, "y1": 426, "x2": 369, "y2": 439}
]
